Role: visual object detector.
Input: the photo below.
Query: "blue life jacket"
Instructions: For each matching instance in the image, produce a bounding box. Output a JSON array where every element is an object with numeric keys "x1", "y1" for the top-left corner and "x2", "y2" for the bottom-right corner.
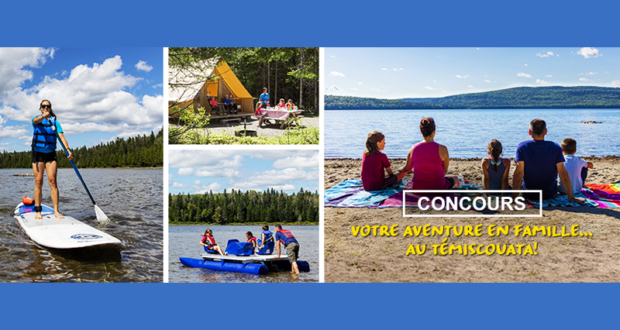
[
  {"x1": 32, "y1": 118, "x2": 57, "y2": 152},
  {"x1": 262, "y1": 230, "x2": 274, "y2": 242}
]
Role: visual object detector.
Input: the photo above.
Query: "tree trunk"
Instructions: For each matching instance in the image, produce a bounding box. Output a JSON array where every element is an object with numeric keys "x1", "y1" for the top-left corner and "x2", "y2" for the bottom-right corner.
[
  {"x1": 275, "y1": 61, "x2": 278, "y2": 104},
  {"x1": 299, "y1": 49, "x2": 304, "y2": 109}
]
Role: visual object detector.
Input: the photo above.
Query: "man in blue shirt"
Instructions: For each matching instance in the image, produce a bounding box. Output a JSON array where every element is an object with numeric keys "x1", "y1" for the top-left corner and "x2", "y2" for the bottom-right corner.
[
  {"x1": 275, "y1": 224, "x2": 300, "y2": 274},
  {"x1": 259, "y1": 87, "x2": 270, "y2": 108},
  {"x1": 512, "y1": 119, "x2": 583, "y2": 203}
]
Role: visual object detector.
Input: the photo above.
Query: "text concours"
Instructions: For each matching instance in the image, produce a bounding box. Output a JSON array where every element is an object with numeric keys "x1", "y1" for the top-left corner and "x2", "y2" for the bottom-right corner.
[{"x1": 402, "y1": 190, "x2": 542, "y2": 217}]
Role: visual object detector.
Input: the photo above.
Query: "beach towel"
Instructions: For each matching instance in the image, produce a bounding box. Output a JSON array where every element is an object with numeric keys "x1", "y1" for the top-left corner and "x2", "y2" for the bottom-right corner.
[
  {"x1": 324, "y1": 178, "x2": 409, "y2": 208},
  {"x1": 379, "y1": 181, "x2": 483, "y2": 208}
]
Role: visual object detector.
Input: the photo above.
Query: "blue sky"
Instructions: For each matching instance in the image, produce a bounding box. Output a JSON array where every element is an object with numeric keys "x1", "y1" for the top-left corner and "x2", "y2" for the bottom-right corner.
[
  {"x1": 325, "y1": 47, "x2": 620, "y2": 99},
  {"x1": 168, "y1": 150, "x2": 318, "y2": 195},
  {"x1": 0, "y1": 48, "x2": 163, "y2": 152}
]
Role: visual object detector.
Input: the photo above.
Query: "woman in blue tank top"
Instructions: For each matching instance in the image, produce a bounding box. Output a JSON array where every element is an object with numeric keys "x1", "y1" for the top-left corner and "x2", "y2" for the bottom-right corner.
[
  {"x1": 31, "y1": 100, "x2": 74, "y2": 220},
  {"x1": 481, "y1": 139, "x2": 511, "y2": 194}
]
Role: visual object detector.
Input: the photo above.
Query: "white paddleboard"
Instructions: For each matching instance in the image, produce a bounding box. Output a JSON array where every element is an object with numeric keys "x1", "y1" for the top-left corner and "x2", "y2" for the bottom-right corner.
[{"x1": 14, "y1": 203, "x2": 121, "y2": 249}]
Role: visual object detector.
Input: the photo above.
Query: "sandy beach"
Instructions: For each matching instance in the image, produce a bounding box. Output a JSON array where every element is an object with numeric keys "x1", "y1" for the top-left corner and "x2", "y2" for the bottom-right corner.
[{"x1": 324, "y1": 157, "x2": 620, "y2": 282}]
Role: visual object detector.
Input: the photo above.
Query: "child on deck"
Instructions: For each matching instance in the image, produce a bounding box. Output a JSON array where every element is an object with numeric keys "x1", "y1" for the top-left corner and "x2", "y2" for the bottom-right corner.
[
  {"x1": 246, "y1": 231, "x2": 258, "y2": 253},
  {"x1": 258, "y1": 225, "x2": 274, "y2": 250},
  {"x1": 200, "y1": 229, "x2": 225, "y2": 255},
  {"x1": 558, "y1": 138, "x2": 594, "y2": 195},
  {"x1": 361, "y1": 131, "x2": 399, "y2": 191},
  {"x1": 481, "y1": 139, "x2": 511, "y2": 193}
]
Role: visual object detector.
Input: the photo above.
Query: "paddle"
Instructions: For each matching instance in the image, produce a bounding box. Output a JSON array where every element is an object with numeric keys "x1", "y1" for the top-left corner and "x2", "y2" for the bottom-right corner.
[{"x1": 50, "y1": 117, "x2": 110, "y2": 223}]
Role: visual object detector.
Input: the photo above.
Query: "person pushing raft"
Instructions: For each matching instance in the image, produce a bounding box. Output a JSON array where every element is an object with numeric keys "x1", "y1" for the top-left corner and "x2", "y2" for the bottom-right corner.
[
  {"x1": 275, "y1": 224, "x2": 300, "y2": 275},
  {"x1": 31, "y1": 100, "x2": 74, "y2": 220}
]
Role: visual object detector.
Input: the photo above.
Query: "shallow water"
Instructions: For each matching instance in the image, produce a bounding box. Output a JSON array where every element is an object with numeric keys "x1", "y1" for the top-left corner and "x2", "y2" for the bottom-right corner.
[
  {"x1": 169, "y1": 225, "x2": 319, "y2": 283},
  {"x1": 0, "y1": 169, "x2": 163, "y2": 283},
  {"x1": 325, "y1": 109, "x2": 620, "y2": 159}
]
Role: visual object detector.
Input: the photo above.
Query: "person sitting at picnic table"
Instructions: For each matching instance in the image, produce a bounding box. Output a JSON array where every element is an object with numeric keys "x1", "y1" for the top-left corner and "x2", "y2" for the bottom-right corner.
[
  {"x1": 286, "y1": 99, "x2": 296, "y2": 110},
  {"x1": 223, "y1": 94, "x2": 237, "y2": 114},
  {"x1": 276, "y1": 98, "x2": 287, "y2": 110},
  {"x1": 396, "y1": 117, "x2": 458, "y2": 190},
  {"x1": 255, "y1": 101, "x2": 267, "y2": 127},
  {"x1": 209, "y1": 97, "x2": 225, "y2": 116},
  {"x1": 512, "y1": 119, "x2": 584, "y2": 203},
  {"x1": 259, "y1": 87, "x2": 270, "y2": 108}
]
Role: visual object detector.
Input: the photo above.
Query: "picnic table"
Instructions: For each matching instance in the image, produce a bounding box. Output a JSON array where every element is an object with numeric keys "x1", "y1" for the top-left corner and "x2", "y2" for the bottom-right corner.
[{"x1": 261, "y1": 109, "x2": 304, "y2": 128}]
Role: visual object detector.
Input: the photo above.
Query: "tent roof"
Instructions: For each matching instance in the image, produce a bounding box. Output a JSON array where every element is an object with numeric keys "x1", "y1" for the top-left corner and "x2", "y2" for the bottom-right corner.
[
  {"x1": 212, "y1": 61, "x2": 252, "y2": 99},
  {"x1": 168, "y1": 59, "x2": 251, "y2": 103}
]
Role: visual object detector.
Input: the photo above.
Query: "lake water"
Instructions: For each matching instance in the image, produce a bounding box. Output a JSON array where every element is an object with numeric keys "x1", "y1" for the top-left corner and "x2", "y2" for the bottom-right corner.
[
  {"x1": 325, "y1": 109, "x2": 620, "y2": 159},
  {"x1": 0, "y1": 169, "x2": 163, "y2": 283},
  {"x1": 169, "y1": 225, "x2": 319, "y2": 283}
]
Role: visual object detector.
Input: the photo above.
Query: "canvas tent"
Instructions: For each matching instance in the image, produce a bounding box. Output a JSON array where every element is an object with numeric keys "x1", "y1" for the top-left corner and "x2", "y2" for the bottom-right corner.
[{"x1": 168, "y1": 59, "x2": 254, "y2": 113}]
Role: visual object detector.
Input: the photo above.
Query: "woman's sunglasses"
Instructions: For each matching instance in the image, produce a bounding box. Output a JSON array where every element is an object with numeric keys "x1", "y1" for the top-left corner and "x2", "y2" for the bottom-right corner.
[{"x1": 40, "y1": 104, "x2": 51, "y2": 109}]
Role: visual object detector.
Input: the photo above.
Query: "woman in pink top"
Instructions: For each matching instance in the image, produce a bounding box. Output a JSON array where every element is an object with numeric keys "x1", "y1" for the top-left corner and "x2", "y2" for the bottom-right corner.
[
  {"x1": 397, "y1": 117, "x2": 457, "y2": 190},
  {"x1": 361, "y1": 131, "x2": 399, "y2": 191}
]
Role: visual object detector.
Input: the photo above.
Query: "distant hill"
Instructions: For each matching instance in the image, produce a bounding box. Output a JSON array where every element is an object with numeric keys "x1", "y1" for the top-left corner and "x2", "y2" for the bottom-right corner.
[
  {"x1": 325, "y1": 86, "x2": 620, "y2": 110},
  {"x1": 325, "y1": 95, "x2": 449, "y2": 110}
]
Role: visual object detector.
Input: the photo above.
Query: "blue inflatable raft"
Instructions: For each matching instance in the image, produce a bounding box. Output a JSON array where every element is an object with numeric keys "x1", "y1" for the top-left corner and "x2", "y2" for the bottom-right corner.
[{"x1": 180, "y1": 239, "x2": 310, "y2": 275}]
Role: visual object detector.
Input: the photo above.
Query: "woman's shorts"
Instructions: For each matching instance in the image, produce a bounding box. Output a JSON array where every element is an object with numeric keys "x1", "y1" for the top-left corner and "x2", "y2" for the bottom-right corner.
[{"x1": 32, "y1": 150, "x2": 57, "y2": 163}]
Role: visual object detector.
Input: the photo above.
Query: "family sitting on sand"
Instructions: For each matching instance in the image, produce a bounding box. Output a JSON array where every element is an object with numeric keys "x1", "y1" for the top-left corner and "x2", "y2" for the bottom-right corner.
[{"x1": 361, "y1": 117, "x2": 592, "y2": 203}]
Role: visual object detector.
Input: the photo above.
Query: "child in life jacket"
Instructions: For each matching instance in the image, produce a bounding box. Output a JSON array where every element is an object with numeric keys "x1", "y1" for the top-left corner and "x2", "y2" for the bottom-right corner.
[
  {"x1": 246, "y1": 231, "x2": 258, "y2": 253},
  {"x1": 361, "y1": 131, "x2": 399, "y2": 191},
  {"x1": 258, "y1": 225, "x2": 274, "y2": 250},
  {"x1": 200, "y1": 229, "x2": 225, "y2": 255}
]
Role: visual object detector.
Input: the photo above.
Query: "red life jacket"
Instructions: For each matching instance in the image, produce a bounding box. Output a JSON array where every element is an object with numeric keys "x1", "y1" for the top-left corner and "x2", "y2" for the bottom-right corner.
[
  {"x1": 277, "y1": 229, "x2": 296, "y2": 246},
  {"x1": 202, "y1": 235, "x2": 216, "y2": 248}
]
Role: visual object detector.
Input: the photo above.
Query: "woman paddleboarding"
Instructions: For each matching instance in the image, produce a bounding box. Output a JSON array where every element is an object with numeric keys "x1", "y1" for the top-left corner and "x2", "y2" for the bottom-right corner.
[{"x1": 31, "y1": 100, "x2": 73, "y2": 220}]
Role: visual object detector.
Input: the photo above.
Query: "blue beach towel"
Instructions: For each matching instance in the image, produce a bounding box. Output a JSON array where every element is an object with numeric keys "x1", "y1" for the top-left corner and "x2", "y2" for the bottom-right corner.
[{"x1": 324, "y1": 179, "x2": 409, "y2": 208}]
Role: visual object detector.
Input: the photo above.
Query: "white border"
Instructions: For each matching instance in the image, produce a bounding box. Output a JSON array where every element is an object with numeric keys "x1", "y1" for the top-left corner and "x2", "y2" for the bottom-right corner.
[
  {"x1": 402, "y1": 190, "x2": 543, "y2": 217},
  {"x1": 318, "y1": 47, "x2": 325, "y2": 283},
  {"x1": 163, "y1": 47, "x2": 170, "y2": 283}
]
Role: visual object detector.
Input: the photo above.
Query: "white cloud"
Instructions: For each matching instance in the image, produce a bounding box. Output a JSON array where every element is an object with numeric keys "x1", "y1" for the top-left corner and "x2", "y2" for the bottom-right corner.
[
  {"x1": 467, "y1": 85, "x2": 473, "y2": 88},
  {"x1": 455, "y1": 75, "x2": 469, "y2": 78},
  {"x1": 381, "y1": 68, "x2": 388, "y2": 71},
  {"x1": 370, "y1": 88, "x2": 382, "y2": 92},
  {"x1": 545, "y1": 74, "x2": 553, "y2": 78},
  {"x1": 579, "y1": 78, "x2": 591, "y2": 82},
  {"x1": 331, "y1": 55, "x2": 335, "y2": 58},
  {"x1": 585, "y1": 71, "x2": 598, "y2": 75},
  {"x1": 328, "y1": 85, "x2": 342, "y2": 91},
  {"x1": 268, "y1": 184, "x2": 296, "y2": 191},
  {"x1": 172, "y1": 182, "x2": 188, "y2": 188},
  {"x1": 329, "y1": 71, "x2": 345, "y2": 77},
  {"x1": 577, "y1": 47, "x2": 602, "y2": 59},
  {"x1": 432, "y1": 80, "x2": 436, "y2": 83},
  {"x1": 476, "y1": 48, "x2": 480, "y2": 50},
  {"x1": 358, "y1": 82, "x2": 362, "y2": 85},
  {"x1": 392, "y1": 68, "x2": 404, "y2": 71},
  {"x1": 178, "y1": 167, "x2": 195, "y2": 176},
  {"x1": 424, "y1": 86, "x2": 437, "y2": 90},
  {"x1": 135, "y1": 60, "x2": 153, "y2": 72},
  {"x1": 517, "y1": 73, "x2": 532, "y2": 78},
  {"x1": 152, "y1": 83, "x2": 162, "y2": 89},
  {"x1": 536, "y1": 51, "x2": 554, "y2": 58},
  {"x1": 193, "y1": 180, "x2": 201, "y2": 185},
  {"x1": 524, "y1": 64, "x2": 528, "y2": 66},
  {"x1": 272, "y1": 154, "x2": 318, "y2": 169},
  {"x1": 535, "y1": 79, "x2": 548, "y2": 84},
  {"x1": 484, "y1": 80, "x2": 491, "y2": 83},
  {"x1": 194, "y1": 182, "x2": 222, "y2": 194},
  {"x1": 229, "y1": 168, "x2": 318, "y2": 189},
  {"x1": 0, "y1": 52, "x2": 162, "y2": 136},
  {"x1": 609, "y1": 80, "x2": 620, "y2": 86},
  {"x1": 350, "y1": 88, "x2": 359, "y2": 90}
]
